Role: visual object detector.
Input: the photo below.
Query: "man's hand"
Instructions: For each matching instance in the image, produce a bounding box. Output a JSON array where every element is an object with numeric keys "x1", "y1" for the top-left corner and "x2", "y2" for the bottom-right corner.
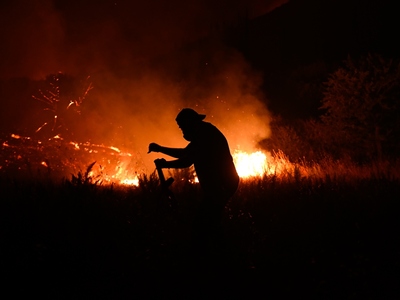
[
  {"x1": 154, "y1": 158, "x2": 167, "y2": 169},
  {"x1": 148, "y1": 143, "x2": 162, "y2": 153}
]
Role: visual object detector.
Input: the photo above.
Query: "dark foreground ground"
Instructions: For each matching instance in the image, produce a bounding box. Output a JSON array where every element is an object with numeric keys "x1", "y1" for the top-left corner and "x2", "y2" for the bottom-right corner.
[{"x1": 1, "y1": 175, "x2": 399, "y2": 299}]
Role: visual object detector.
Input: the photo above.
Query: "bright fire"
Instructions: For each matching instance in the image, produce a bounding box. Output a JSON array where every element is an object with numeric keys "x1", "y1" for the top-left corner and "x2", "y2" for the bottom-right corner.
[
  {"x1": 233, "y1": 150, "x2": 267, "y2": 178},
  {"x1": 1, "y1": 135, "x2": 293, "y2": 187},
  {"x1": 232, "y1": 149, "x2": 295, "y2": 178}
]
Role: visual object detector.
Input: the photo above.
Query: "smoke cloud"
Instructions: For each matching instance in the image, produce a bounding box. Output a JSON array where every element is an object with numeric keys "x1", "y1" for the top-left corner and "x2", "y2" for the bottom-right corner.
[
  {"x1": 0, "y1": 0, "x2": 284, "y2": 173},
  {"x1": 83, "y1": 43, "x2": 271, "y2": 172}
]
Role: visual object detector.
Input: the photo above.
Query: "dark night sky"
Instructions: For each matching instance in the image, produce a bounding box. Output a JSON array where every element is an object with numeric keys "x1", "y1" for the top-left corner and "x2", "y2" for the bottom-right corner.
[{"x1": 0, "y1": 0, "x2": 287, "y2": 79}]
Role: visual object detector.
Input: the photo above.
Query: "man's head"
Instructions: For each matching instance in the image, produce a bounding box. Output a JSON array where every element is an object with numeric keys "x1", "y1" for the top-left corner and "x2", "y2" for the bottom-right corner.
[
  {"x1": 176, "y1": 108, "x2": 206, "y2": 125},
  {"x1": 175, "y1": 108, "x2": 206, "y2": 141}
]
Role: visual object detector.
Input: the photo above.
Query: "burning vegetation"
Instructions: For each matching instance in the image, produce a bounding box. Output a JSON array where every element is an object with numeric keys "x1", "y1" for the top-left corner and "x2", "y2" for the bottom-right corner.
[
  {"x1": 0, "y1": 131, "x2": 293, "y2": 185},
  {"x1": 1, "y1": 69, "x2": 283, "y2": 185},
  {"x1": 1, "y1": 53, "x2": 400, "y2": 186},
  {"x1": 0, "y1": 132, "x2": 141, "y2": 185},
  {"x1": 0, "y1": 62, "x2": 398, "y2": 186},
  {"x1": 0, "y1": 73, "x2": 143, "y2": 185}
]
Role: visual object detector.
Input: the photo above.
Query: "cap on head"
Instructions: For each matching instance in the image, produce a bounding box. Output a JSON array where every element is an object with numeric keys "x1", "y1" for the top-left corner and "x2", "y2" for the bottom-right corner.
[{"x1": 176, "y1": 108, "x2": 206, "y2": 125}]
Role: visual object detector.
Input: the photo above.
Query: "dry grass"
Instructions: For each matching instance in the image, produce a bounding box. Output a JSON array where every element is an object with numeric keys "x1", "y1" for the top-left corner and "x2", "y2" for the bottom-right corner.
[{"x1": 1, "y1": 152, "x2": 399, "y2": 298}]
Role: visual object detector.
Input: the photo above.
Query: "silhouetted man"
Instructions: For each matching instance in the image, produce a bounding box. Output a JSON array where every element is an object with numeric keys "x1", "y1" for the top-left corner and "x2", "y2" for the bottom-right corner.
[{"x1": 148, "y1": 108, "x2": 239, "y2": 267}]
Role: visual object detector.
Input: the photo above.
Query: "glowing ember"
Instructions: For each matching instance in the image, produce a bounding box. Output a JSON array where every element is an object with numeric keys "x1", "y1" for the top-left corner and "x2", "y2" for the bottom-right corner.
[
  {"x1": 36, "y1": 123, "x2": 47, "y2": 133},
  {"x1": 69, "y1": 141, "x2": 80, "y2": 150},
  {"x1": 233, "y1": 150, "x2": 267, "y2": 178},
  {"x1": 110, "y1": 146, "x2": 121, "y2": 153}
]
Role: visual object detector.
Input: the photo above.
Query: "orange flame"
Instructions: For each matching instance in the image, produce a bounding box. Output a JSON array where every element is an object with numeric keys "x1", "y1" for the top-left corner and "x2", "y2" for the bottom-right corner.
[
  {"x1": 1, "y1": 132, "x2": 296, "y2": 187},
  {"x1": 233, "y1": 150, "x2": 267, "y2": 178},
  {"x1": 232, "y1": 149, "x2": 295, "y2": 178}
]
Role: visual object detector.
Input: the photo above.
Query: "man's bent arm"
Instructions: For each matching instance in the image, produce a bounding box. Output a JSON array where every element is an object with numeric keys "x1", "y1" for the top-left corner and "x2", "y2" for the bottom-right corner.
[
  {"x1": 158, "y1": 146, "x2": 186, "y2": 158},
  {"x1": 162, "y1": 158, "x2": 192, "y2": 169}
]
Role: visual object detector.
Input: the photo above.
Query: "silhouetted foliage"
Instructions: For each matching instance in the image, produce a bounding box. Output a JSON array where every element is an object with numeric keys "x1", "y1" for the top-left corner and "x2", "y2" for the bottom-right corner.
[
  {"x1": 68, "y1": 161, "x2": 99, "y2": 186},
  {"x1": 260, "y1": 116, "x2": 341, "y2": 162},
  {"x1": 320, "y1": 53, "x2": 400, "y2": 162},
  {"x1": 260, "y1": 116, "x2": 308, "y2": 161}
]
